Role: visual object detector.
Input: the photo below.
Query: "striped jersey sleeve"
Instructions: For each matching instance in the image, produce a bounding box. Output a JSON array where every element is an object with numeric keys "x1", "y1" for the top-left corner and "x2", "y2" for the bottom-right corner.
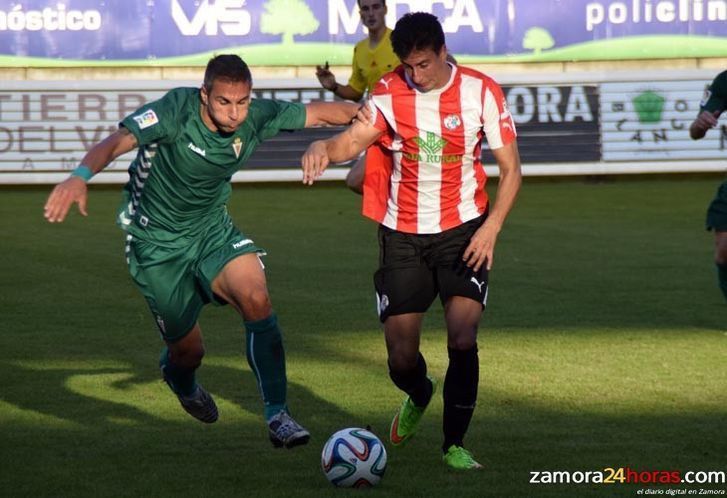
[{"x1": 481, "y1": 77, "x2": 516, "y2": 149}]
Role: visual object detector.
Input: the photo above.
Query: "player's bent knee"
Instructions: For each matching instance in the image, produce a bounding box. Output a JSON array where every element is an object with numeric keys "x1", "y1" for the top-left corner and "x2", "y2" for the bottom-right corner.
[
  {"x1": 446, "y1": 325, "x2": 478, "y2": 350},
  {"x1": 239, "y1": 288, "x2": 273, "y2": 321},
  {"x1": 448, "y1": 335, "x2": 477, "y2": 351},
  {"x1": 388, "y1": 341, "x2": 419, "y2": 372},
  {"x1": 169, "y1": 344, "x2": 205, "y2": 369}
]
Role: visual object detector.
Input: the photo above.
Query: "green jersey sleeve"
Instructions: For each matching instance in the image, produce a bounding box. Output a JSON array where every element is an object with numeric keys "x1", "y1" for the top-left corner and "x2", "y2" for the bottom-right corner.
[
  {"x1": 700, "y1": 71, "x2": 727, "y2": 115},
  {"x1": 248, "y1": 100, "x2": 307, "y2": 141},
  {"x1": 120, "y1": 88, "x2": 190, "y2": 145}
]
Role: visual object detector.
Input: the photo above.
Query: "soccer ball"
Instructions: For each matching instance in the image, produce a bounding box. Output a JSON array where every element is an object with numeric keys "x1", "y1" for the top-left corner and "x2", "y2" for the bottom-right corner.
[{"x1": 321, "y1": 427, "x2": 387, "y2": 488}]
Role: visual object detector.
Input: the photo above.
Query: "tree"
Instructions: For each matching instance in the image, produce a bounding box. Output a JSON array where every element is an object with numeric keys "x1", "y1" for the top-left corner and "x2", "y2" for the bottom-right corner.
[
  {"x1": 522, "y1": 27, "x2": 555, "y2": 55},
  {"x1": 633, "y1": 91, "x2": 666, "y2": 124},
  {"x1": 260, "y1": 0, "x2": 319, "y2": 45}
]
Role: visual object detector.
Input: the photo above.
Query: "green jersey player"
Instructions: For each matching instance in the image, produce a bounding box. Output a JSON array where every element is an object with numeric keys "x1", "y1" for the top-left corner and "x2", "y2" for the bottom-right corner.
[
  {"x1": 690, "y1": 70, "x2": 727, "y2": 301},
  {"x1": 44, "y1": 54, "x2": 359, "y2": 448}
]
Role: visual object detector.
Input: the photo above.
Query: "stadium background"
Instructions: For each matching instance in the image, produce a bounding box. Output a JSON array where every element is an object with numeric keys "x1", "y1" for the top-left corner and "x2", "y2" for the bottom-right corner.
[
  {"x1": 1, "y1": 0, "x2": 726, "y2": 182},
  {"x1": 1, "y1": 1, "x2": 726, "y2": 497}
]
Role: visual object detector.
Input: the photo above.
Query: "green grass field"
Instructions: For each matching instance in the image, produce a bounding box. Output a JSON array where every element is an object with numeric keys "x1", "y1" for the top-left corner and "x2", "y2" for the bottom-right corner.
[{"x1": 1, "y1": 177, "x2": 726, "y2": 497}]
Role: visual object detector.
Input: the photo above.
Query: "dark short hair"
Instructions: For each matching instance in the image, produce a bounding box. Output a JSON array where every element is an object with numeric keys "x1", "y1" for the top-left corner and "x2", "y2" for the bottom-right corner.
[
  {"x1": 357, "y1": 0, "x2": 386, "y2": 7},
  {"x1": 390, "y1": 12, "x2": 445, "y2": 60},
  {"x1": 203, "y1": 54, "x2": 252, "y2": 92}
]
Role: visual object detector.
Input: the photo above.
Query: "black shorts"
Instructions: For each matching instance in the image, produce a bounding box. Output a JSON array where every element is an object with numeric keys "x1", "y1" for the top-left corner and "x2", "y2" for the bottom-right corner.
[{"x1": 374, "y1": 216, "x2": 489, "y2": 323}]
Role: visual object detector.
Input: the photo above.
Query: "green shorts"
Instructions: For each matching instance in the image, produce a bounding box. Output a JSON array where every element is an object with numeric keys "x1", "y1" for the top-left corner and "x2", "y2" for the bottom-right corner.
[
  {"x1": 706, "y1": 180, "x2": 727, "y2": 231},
  {"x1": 125, "y1": 222, "x2": 264, "y2": 342}
]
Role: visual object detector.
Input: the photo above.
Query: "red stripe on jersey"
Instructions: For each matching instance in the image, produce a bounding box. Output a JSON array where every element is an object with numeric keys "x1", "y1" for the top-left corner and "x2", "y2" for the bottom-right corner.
[
  {"x1": 392, "y1": 88, "x2": 419, "y2": 233},
  {"x1": 363, "y1": 143, "x2": 393, "y2": 222},
  {"x1": 473, "y1": 129, "x2": 488, "y2": 212},
  {"x1": 438, "y1": 78, "x2": 464, "y2": 231},
  {"x1": 364, "y1": 94, "x2": 394, "y2": 222},
  {"x1": 474, "y1": 80, "x2": 489, "y2": 211}
]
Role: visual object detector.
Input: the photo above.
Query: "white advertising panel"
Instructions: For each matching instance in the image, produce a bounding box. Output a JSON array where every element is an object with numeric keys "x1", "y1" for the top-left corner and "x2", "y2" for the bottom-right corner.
[{"x1": 601, "y1": 80, "x2": 727, "y2": 161}]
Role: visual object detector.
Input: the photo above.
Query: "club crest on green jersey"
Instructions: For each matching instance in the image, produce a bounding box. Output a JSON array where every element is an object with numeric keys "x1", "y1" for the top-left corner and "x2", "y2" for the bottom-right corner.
[{"x1": 233, "y1": 137, "x2": 242, "y2": 158}]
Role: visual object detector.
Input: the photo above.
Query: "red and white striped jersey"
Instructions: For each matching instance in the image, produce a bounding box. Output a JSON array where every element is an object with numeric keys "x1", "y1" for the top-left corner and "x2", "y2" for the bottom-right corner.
[{"x1": 363, "y1": 63, "x2": 516, "y2": 234}]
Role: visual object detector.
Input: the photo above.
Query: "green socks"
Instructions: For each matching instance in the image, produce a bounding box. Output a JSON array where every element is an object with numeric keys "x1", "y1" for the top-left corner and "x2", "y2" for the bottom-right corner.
[
  {"x1": 159, "y1": 347, "x2": 198, "y2": 397},
  {"x1": 245, "y1": 313, "x2": 287, "y2": 420},
  {"x1": 159, "y1": 313, "x2": 289, "y2": 419}
]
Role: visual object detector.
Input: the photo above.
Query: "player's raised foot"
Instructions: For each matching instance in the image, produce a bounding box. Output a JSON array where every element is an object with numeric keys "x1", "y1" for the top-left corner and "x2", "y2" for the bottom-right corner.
[
  {"x1": 175, "y1": 386, "x2": 219, "y2": 424},
  {"x1": 161, "y1": 364, "x2": 218, "y2": 423},
  {"x1": 389, "y1": 376, "x2": 437, "y2": 446},
  {"x1": 443, "y1": 445, "x2": 483, "y2": 470},
  {"x1": 268, "y1": 410, "x2": 310, "y2": 449}
]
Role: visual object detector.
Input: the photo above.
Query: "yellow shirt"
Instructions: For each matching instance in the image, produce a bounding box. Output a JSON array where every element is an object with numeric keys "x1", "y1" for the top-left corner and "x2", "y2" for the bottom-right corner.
[{"x1": 348, "y1": 28, "x2": 400, "y2": 95}]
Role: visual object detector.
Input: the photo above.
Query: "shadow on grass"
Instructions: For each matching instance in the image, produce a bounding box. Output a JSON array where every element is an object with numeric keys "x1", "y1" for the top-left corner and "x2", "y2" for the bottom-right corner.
[
  {"x1": 0, "y1": 357, "x2": 380, "y2": 497},
  {"x1": 1, "y1": 357, "x2": 725, "y2": 498},
  {"x1": 0, "y1": 359, "x2": 359, "y2": 431}
]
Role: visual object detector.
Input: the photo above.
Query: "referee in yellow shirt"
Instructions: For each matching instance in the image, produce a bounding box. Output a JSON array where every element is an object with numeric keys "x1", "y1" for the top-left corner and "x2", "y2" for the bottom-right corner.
[{"x1": 316, "y1": 0, "x2": 399, "y2": 193}]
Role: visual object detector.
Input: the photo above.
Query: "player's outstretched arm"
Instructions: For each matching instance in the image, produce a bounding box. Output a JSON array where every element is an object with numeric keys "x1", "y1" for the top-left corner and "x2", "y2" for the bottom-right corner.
[
  {"x1": 689, "y1": 110, "x2": 721, "y2": 140},
  {"x1": 463, "y1": 141, "x2": 522, "y2": 272},
  {"x1": 304, "y1": 101, "x2": 361, "y2": 127},
  {"x1": 301, "y1": 120, "x2": 382, "y2": 185},
  {"x1": 44, "y1": 128, "x2": 138, "y2": 223}
]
